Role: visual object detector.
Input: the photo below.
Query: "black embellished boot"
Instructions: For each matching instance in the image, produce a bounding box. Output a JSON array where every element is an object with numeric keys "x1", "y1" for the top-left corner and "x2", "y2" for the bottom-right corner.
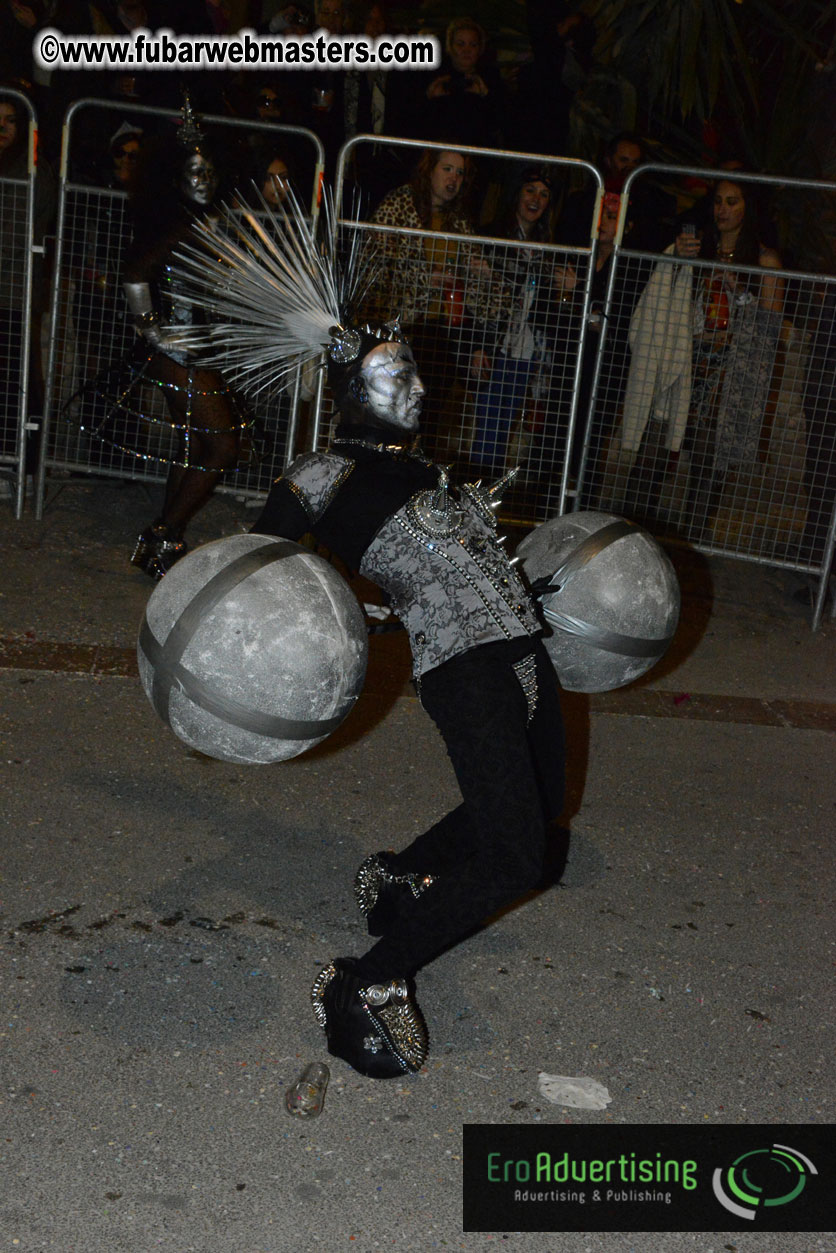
[
  {"x1": 354, "y1": 852, "x2": 437, "y2": 937},
  {"x1": 310, "y1": 958, "x2": 429, "y2": 1079},
  {"x1": 131, "y1": 520, "x2": 188, "y2": 580}
]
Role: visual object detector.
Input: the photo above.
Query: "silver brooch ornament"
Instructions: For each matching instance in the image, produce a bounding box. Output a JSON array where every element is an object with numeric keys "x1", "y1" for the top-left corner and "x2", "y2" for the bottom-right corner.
[{"x1": 329, "y1": 325, "x2": 363, "y2": 364}]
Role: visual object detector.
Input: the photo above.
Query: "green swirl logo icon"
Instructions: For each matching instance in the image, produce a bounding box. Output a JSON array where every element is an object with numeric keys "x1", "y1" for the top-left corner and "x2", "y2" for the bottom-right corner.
[{"x1": 713, "y1": 1143, "x2": 818, "y2": 1221}]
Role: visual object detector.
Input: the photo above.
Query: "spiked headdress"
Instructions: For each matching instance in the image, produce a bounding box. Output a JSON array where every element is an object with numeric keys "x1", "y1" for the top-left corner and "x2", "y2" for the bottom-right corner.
[
  {"x1": 176, "y1": 91, "x2": 213, "y2": 159},
  {"x1": 167, "y1": 183, "x2": 402, "y2": 400}
]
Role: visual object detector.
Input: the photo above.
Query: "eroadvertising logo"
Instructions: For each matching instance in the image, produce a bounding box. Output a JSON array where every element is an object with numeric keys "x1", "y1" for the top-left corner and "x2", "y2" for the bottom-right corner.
[
  {"x1": 463, "y1": 1124, "x2": 833, "y2": 1233},
  {"x1": 712, "y1": 1142, "x2": 818, "y2": 1221}
]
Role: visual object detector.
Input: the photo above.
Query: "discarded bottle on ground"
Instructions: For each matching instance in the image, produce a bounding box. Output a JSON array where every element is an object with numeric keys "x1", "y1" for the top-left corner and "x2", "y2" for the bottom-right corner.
[{"x1": 285, "y1": 1062, "x2": 330, "y2": 1117}]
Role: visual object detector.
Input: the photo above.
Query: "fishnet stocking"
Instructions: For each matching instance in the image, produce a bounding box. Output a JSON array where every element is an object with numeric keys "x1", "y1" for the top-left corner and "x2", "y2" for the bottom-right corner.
[{"x1": 149, "y1": 354, "x2": 240, "y2": 534}]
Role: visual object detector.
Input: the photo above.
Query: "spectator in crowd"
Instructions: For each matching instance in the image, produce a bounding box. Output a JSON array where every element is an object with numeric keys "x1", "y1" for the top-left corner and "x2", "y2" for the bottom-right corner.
[
  {"x1": 261, "y1": 0, "x2": 311, "y2": 32},
  {"x1": 0, "y1": 88, "x2": 56, "y2": 484},
  {"x1": 366, "y1": 147, "x2": 502, "y2": 458},
  {"x1": 557, "y1": 131, "x2": 642, "y2": 243},
  {"x1": 366, "y1": 148, "x2": 476, "y2": 327},
  {"x1": 252, "y1": 81, "x2": 286, "y2": 123},
  {"x1": 0, "y1": 1, "x2": 49, "y2": 103},
  {"x1": 509, "y1": 0, "x2": 596, "y2": 158},
  {"x1": 415, "y1": 17, "x2": 504, "y2": 150},
  {"x1": 71, "y1": 113, "x2": 144, "y2": 185},
  {"x1": 343, "y1": 0, "x2": 410, "y2": 211},
  {"x1": 226, "y1": 76, "x2": 305, "y2": 187},
  {"x1": 672, "y1": 178, "x2": 784, "y2": 540},
  {"x1": 232, "y1": 143, "x2": 299, "y2": 215},
  {"x1": 299, "y1": 0, "x2": 348, "y2": 170},
  {"x1": 551, "y1": 190, "x2": 637, "y2": 493},
  {"x1": 65, "y1": 123, "x2": 143, "y2": 436},
  {"x1": 557, "y1": 131, "x2": 674, "y2": 252},
  {"x1": 255, "y1": 148, "x2": 293, "y2": 208},
  {"x1": 468, "y1": 164, "x2": 556, "y2": 476},
  {"x1": 104, "y1": 123, "x2": 143, "y2": 188}
]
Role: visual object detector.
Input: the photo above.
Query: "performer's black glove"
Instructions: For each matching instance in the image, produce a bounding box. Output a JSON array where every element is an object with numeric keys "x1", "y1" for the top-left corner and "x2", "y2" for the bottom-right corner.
[
  {"x1": 123, "y1": 282, "x2": 194, "y2": 356},
  {"x1": 528, "y1": 574, "x2": 561, "y2": 599}
]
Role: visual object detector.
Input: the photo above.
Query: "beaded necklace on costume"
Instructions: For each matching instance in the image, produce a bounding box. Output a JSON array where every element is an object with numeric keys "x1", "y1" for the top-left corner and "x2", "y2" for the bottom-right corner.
[{"x1": 331, "y1": 435, "x2": 433, "y2": 465}]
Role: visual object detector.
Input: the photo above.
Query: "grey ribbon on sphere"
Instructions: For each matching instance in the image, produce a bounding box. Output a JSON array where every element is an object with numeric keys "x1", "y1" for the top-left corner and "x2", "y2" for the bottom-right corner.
[
  {"x1": 550, "y1": 519, "x2": 636, "y2": 591},
  {"x1": 542, "y1": 606, "x2": 671, "y2": 657},
  {"x1": 138, "y1": 540, "x2": 351, "y2": 740},
  {"x1": 539, "y1": 519, "x2": 674, "y2": 656}
]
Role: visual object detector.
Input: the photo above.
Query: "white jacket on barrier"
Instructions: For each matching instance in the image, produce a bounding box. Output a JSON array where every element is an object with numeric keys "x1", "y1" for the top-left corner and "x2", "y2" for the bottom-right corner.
[{"x1": 620, "y1": 245, "x2": 694, "y2": 454}]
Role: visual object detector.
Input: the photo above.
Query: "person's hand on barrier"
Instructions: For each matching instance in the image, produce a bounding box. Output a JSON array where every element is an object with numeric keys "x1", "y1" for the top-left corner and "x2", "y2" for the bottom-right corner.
[
  {"x1": 429, "y1": 267, "x2": 454, "y2": 289},
  {"x1": 552, "y1": 263, "x2": 577, "y2": 297},
  {"x1": 470, "y1": 349, "x2": 491, "y2": 380},
  {"x1": 468, "y1": 254, "x2": 492, "y2": 279}
]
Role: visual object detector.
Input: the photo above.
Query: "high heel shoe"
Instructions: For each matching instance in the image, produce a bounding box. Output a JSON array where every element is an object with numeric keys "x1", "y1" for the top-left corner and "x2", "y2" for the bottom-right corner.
[
  {"x1": 311, "y1": 958, "x2": 429, "y2": 1079},
  {"x1": 131, "y1": 520, "x2": 188, "y2": 580}
]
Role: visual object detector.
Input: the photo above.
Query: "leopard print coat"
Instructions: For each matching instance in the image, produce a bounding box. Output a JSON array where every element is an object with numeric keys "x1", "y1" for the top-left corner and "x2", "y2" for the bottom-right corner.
[{"x1": 366, "y1": 184, "x2": 507, "y2": 329}]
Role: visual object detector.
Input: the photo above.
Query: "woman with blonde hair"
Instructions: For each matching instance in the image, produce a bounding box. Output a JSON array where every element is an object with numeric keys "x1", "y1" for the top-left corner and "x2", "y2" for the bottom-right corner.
[{"x1": 418, "y1": 15, "x2": 503, "y2": 148}]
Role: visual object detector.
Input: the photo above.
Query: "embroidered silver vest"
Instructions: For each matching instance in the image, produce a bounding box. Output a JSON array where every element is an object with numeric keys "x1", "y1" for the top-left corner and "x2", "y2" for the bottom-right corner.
[{"x1": 284, "y1": 453, "x2": 538, "y2": 678}]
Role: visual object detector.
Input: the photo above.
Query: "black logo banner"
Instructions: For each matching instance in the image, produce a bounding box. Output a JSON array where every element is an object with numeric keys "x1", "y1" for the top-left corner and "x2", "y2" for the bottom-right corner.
[{"x1": 463, "y1": 1124, "x2": 834, "y2": 1232}]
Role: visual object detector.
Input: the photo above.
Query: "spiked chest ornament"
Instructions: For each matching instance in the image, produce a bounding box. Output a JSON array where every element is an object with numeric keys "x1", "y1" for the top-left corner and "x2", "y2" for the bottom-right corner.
[
  {"x1": 405, "y1": 467, "x2": 462, "y2": 539},
  {"x1": 405, "y1": 466, "x2": 519, "y2": 544},
  {"x1": 460, "y1": 466, "x2": 519, "y2": 528}
]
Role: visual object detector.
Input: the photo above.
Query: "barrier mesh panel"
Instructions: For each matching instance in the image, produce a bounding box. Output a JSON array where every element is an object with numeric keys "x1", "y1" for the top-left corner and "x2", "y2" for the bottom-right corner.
[
  {"x1": 577, "y1": 254, "x2": 836, "y2": 572},
  {"x1": 48, "y1": 186, "x2": 300, "y2": 492},
  {"x1": 44, "y1": 106, "x2": 323, "y2": 499},
  {"x1": 328, "y1": 222, "x2": 595, "y2": 526},
  {"x1": 0, "y1": 176, "x2": 31, "y2": 466}
]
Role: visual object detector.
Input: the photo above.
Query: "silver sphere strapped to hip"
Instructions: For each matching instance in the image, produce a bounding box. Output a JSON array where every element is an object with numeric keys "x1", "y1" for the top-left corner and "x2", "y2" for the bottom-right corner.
[
  {"x1": 517, "y1": 511, "x2": 680, "y2": 693},
  {"x1": 137, "y1": 533, "x2": 369, "y2": 763}
]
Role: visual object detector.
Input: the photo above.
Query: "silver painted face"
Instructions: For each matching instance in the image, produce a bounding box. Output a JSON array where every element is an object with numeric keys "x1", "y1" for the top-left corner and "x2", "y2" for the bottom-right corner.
[
  {"x1": 180, "y1": 153, "x2": 218, "y2": 207},
  {"x1": 360, "y1": 342, "x2": 425, "y2": 431}
]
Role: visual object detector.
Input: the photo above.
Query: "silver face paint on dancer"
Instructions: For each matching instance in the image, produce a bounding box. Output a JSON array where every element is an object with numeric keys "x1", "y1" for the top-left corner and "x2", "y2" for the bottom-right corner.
[
  {"x1": 180, "y1": 153, "x2": 218, "y2": 207},
  {"x1": 360, "y1": 343, "x2": 425, "y2": 432}
]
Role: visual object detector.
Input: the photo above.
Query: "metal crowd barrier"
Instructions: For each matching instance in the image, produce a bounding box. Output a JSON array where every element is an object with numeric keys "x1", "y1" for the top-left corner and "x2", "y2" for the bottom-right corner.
[
  {"x1": 575, "y1": 165, "x2": 836, "y2": 629},
  {"x1": 0, "y1": 88, "x2": 38, "y2": 519},
  {"x1": 27, "y1": 117, "x2": 836, "y2": 630},
  {"x1": 36, "y1": 98, "x2": 324, "y2": 520},
  {"x1": 333, "y1": 135, "x2": 604, "y2": 522}
]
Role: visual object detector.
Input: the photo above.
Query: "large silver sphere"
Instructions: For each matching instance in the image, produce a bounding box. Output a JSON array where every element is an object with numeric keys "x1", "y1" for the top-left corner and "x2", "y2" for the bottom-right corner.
[
  {"x1": 137, "y1": 533, "x2": 368, "y2": 763},
  {"x1": 517, "y1": 511, "x2": 680, "y2": 693}
]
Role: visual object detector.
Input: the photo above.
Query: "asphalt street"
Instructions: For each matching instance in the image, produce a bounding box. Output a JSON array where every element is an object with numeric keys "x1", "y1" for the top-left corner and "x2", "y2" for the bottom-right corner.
[{"x1": 0, "y1": 478, "x2": 833, "y2": 1252}]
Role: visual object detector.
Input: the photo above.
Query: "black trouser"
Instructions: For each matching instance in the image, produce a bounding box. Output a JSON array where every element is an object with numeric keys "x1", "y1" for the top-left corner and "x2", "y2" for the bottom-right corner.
[{"x1": 357, "y1": 637, "x2": 565, "y2": 981}]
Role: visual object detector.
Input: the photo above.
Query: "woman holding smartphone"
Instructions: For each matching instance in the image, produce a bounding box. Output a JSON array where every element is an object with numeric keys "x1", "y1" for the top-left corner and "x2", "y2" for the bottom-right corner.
[{"x1": 674, "y1": 178, "x2": 783, "y2": 538}]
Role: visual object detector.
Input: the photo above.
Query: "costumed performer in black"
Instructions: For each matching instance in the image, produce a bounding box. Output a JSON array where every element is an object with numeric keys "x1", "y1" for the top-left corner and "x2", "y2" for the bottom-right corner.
[
  {"x1": 170, "y1": 192, "x2": 567, "y2": 1081},
  {"x1": 122, "y1": 99, "x2": 246, "y2": 579}
]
